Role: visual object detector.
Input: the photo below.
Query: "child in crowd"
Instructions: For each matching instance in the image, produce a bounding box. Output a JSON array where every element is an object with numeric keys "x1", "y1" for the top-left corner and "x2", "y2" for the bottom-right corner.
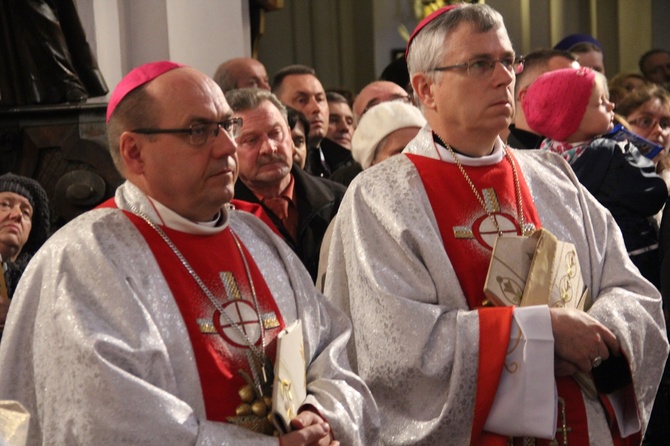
[{"x1": 522, "y1": 67, "x2": 668, "y2": 288}]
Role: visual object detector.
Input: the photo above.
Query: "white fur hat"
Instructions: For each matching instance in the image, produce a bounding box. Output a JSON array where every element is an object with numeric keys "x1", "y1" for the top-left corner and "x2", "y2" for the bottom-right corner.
[{"x1": 352, "y1": 101, "x2": 426, "y2": 169}]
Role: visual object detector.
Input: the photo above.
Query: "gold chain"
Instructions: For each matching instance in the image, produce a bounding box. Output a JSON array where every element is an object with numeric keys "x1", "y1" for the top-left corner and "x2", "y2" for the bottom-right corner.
[
  {"x1": 123, "y1": 197, "x2": 270, "y2": 394},
  {"x1": 436, "y1": 134, "x2": 527, "y2": 236}
]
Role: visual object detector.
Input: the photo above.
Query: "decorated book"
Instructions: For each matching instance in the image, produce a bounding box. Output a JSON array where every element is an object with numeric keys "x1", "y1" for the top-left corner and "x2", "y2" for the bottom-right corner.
[
  {"x1": 271, "y1": 319, "x2": 307, "y2": 434},
  {"x1": 484, "y1": 228, "x2": 590, "y2": 310}
]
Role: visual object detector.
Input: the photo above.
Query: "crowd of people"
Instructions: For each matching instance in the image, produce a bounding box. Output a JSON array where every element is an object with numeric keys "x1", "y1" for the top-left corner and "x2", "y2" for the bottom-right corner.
[{"x1": 0, "y1": 2, "x2": 669, "y2": 445}]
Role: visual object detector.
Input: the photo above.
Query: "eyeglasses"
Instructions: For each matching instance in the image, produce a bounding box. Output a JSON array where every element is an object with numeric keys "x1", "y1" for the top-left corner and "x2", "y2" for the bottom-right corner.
[
  {"x1": 131, "y1": 118, "x2": 243, "y2": 145},
  {"x1": 628, "y1": 116, "x2": 670, "y2": 131},
  {"x1": 430, "y1": 55, "x2": 525, "y2": 77}
]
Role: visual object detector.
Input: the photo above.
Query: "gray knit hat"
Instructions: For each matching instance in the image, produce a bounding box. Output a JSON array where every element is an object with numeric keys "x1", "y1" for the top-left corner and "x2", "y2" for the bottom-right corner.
[{"x1": 0, "y1": 173, "x2": 50, "y2": 256}]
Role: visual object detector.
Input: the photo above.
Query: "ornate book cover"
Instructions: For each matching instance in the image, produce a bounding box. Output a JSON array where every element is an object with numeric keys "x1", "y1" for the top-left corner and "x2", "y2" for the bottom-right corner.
[{"x1": 271, "y1": 319, "x2": 307, "y2": 434}]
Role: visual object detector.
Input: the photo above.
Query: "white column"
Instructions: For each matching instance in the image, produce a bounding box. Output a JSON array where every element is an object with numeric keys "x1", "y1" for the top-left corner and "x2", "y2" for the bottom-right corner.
[
  {"x1": 165, "y1": 0, "x2": 250, "y2": 79},
  {"x1": 92, "y1": 0, "x2": 123, "y2": 95},
  {"x1": 81, "y1": 0, "x2": 250, "y2": 93}
]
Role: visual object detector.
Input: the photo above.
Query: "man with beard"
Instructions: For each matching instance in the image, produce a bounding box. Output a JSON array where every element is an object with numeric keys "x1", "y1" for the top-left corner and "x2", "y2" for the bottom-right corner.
[{"x1": 227, "y1": 88, "x2": 345, "y2": 283}]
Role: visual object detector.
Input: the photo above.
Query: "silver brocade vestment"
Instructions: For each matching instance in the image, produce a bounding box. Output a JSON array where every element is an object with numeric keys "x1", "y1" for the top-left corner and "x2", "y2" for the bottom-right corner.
[
  {"x1": 324, "y1": 126, "x2": 669, "y2": 445},
  {"x1": 0, "y1": 182, "x2": 379, "y2": 445}
]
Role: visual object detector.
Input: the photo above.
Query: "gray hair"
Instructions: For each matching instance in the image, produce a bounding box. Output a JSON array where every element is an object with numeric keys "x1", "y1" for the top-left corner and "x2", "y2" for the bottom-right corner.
[
  {"x1": 225, "y1": 88, "x2": 288, "y2": 122},
  {"x1": 106, "y1": 85, "x2": 158, "y2": 176},
  {"x1": 407, "y1": 3, "x2": 505, "y2": 81}
]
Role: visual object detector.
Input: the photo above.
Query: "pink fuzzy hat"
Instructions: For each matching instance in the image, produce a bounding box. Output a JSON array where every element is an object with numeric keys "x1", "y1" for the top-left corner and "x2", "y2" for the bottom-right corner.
[
  {"x1": 106, "y1": 61, "x2": 185, "y2": 122},
  {"x1": 522, "y1": 67, "x2": 596, "y2": 141}
]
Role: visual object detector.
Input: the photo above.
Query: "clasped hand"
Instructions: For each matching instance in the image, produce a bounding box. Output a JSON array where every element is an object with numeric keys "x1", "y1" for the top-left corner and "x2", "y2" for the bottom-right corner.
[
  {"x1": 279, "y1": 410, "x2": 338, "y2": 446},
  {"x1": 550, "y1": 307, "x2": 620, "y2": 376}
]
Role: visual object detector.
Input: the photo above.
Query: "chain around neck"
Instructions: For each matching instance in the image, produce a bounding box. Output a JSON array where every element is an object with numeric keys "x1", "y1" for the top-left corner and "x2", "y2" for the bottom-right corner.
[
  {"x1": 122, "y1": 197, "x2": 268, "y2": 367},
  {"x1": 434, "y1": 133, "x2": 527, "y2": 237}
]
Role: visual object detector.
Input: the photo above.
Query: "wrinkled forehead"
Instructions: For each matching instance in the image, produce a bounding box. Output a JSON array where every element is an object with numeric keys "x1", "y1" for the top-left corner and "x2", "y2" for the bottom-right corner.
[
  {"x1": 0, "y1": 191, "x2": 33, "y2": 208},
  {"x1": 237, "y1": 100, "x2": 288, "y2": 130},
  {"x1": 150, "y1": 69, "x2": 231, "y2": 116},
  {"x1": 444, "y1": 22, "x2": 514, "y2": 59}
]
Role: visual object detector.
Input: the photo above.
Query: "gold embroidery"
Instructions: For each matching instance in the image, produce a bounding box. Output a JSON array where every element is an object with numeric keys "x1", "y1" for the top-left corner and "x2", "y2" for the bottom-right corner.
[
  {"x1": 220, "y1": 271, "x2": 242, "y2": 300},
  {"x1": 197, "y1": 319, "x2": 217, "y2": 334},
  {"x1": 504, "y1": 327, "x2": 523, "y2": 373},
  {"x1": 262, "y1": 313, "x2": 280, "y2": 329}
]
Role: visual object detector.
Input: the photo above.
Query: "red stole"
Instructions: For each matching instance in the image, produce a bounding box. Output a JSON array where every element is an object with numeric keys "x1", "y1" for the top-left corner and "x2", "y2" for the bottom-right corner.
[
  {"x1": 408, "y1": 152, "x2": 541, "y2": 445},
  {"x1": 101, "y1": 200, "x2": 285, "y2": 423}
]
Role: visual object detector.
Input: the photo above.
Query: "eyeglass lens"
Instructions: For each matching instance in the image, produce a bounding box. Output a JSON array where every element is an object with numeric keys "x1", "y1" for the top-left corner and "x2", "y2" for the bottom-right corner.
[
  {"x1": 190, "y1": 120, "x2": 242, "y2": 144},
  {"x1": 630, "y1": 116, "x2": 670, "y2": 131}
]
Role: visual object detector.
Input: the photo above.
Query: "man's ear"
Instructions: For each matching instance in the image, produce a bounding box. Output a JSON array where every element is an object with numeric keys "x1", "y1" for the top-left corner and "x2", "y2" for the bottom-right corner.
[
  {"x1": 517, "y1": 86, "x2": 528, "y2": 104},
  {"x1": 411, "y1": 72, "x2": 437, "y2": 110},
  {"x1": 119, "y1": 132, "x2": 144, "y2": 175}
]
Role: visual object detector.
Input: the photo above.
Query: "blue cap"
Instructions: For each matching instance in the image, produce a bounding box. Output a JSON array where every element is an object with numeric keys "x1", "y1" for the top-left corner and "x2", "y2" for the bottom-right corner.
[{"x1": 554, "y1": 33, "x2": 603, "y2": 52}]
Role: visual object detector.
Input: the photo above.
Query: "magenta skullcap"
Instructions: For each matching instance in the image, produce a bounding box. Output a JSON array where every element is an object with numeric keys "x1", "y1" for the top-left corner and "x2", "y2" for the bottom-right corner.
[
  {"x1": 106, "y1": 61, "x2": 186, "y2": 122},
  {"x1": 405, "y1": 5, "x2": 462, "y2": 60},
  {"x1": 522, "y1": 67, "x2": 596, "y2": 141}
]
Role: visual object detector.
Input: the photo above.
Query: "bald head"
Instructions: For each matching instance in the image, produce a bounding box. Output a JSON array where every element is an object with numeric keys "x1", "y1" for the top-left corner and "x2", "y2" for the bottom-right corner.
[
  {"x1": 353, "y1": 81, "x2": 410, "y2": 124},
  {"x1": 213, "y1": 58, "x2": 270, "y2": 93}
]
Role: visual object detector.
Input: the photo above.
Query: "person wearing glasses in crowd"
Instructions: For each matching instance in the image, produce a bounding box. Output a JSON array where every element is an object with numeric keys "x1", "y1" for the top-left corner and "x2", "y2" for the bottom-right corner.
[
  {"x1": 617, "y1": 83, "x2": 670, "y2": 187},
  {"x1": 324, "y1": 3, "x2": 668, "y2": 445},
  {"x1": 633, "y1": 83, "x2": 670, "y2": 446},
  {"x1": 0, "y1": 61, "x2": 379, "y2": 445}
]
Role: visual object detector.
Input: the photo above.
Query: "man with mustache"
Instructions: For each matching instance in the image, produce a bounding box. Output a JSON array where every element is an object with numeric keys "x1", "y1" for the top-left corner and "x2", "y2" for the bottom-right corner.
[{"x1": 227, "y1": 88, "x2": 345, "y2": 283}]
